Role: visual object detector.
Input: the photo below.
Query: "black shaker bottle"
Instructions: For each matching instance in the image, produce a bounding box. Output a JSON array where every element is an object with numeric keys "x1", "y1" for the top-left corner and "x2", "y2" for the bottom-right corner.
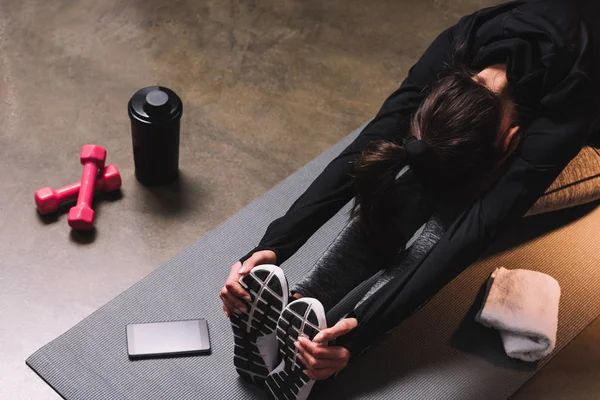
[{"x1": 128, "y1": 86, "x2": 183, "y2": 186}]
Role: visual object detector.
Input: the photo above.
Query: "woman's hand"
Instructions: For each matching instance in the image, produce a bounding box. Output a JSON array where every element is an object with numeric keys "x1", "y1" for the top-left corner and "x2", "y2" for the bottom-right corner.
[
  {"x1": 295, "y1": 318, "x2": 357, "y2": 380},
  {"x1": 219, "y1": 250, "x2": 277, "y2": 317}
]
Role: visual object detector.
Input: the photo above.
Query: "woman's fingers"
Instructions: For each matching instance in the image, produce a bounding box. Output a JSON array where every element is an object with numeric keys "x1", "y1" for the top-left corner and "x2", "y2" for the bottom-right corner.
[
  {"x1": 221, "y1": 251, "x2": 278, "y2": 317},
  {"x1": 297, "y1": 338, "x2": 350, "y2": 360},
  {"x1": 237, "y1": 258, "x2": 254, "y2": 275},
  {"x1": 224, "y1": 262, "x2": 252, "y2": 302},
  {"x1": 295, "y1": 337, "x2": 350, "y2": 381},
  {"x1": 303, "y1": 367, "x2": 338, "y2": 381},
  {"x1": 294, "y1": 334, "x2": 352, "y2": 381},
  {"x1": 296, "y1": 345, "x2": 346, "y2": 381},
  {"x1": 227, "y1": 262, "x2": 251, "y2": 300},
  {"x1": 220, "y1": 287, "x2": 247, "y2": 314},
  {"x1": 238, "y1": 250, "x2": 277, "y2": 275},
  {"x1": 225, "y1": 279, "x2": 251, "y2": 303},
  {"x1": 220, "y1": 284, "x2": 248, "y2": 309},
  {"x1": 238, "y1": 254, "x2": 264, "y2": 275},
  {"x1": 295, "y1": 345, "x2": 346, "y2": 369},
  {"x1": 296, "y1": 353, "x2": 344, "y2": 381},
  {"x1": 297, "y1": 337, "x2": 350, "y2": 360},
  {"x1": 220, "y1": 295, "x2": 241, "y2": 315},
  {"x1": 313, "y1": 318, "x2": 358, "y2": 343}
]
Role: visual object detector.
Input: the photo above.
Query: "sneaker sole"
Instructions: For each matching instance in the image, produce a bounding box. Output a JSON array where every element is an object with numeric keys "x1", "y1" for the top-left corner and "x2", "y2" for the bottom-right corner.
[
  {"x1": 265, "y1": 298, "x2": 327, "y2": 400},
  {"x1": 230, "y1": 265, "x2": 289, "y2": 386}
]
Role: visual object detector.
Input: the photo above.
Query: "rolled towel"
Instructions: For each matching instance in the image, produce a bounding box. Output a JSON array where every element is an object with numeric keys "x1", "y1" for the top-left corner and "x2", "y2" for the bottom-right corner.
[{"x1": 475, "y1": 267, "x2": 561, "y2": 362}]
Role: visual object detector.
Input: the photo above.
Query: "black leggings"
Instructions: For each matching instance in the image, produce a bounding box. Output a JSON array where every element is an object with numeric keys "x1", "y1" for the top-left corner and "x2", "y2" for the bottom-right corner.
[
  {"x1": 291, "y1": 205, "x2": 457, "y2": 325},
  {"x1": 292, "y1": 143, "x2": 600, "y2": 334}
]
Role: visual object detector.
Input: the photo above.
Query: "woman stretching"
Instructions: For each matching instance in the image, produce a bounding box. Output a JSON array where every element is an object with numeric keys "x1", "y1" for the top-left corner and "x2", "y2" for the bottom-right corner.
[{"x1": 220, "y1": 1, "x2": 599, "y2": 399}]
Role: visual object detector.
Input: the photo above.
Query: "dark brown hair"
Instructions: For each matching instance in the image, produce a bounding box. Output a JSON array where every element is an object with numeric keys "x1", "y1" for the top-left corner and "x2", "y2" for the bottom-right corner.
[{"x1": 352, "y1": 65, "x2": 519, "y2": 257}]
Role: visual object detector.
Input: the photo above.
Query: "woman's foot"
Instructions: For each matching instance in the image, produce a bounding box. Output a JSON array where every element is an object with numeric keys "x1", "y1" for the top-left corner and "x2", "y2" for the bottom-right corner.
[
  {"x1": 265, "y1": 298, "x2": 327, "y2": 400},
  {"x1": 230, "y1": 264, "x2": 289, "y2": 386}
]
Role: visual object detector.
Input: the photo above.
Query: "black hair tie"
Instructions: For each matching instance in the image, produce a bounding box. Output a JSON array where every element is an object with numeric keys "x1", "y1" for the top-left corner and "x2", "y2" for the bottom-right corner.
[{"x1": 402, "y1": 135, "x2": 430, "y2": 166}]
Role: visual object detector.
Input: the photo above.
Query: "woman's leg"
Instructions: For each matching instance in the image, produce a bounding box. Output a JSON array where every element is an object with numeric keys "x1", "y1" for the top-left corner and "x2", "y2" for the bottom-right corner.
[
  {"x1": 343, "y1": 145, "x2": 600, "y2": 353},
  {"x1": 354, "y1": 211, "x2": 449, "y2": 309},
  {"x1": 290, "y1": 216, "x2": 384, "y2": 312},
  {"x1": 291, "y1": 184, "x2": 432, "y2": 314}
]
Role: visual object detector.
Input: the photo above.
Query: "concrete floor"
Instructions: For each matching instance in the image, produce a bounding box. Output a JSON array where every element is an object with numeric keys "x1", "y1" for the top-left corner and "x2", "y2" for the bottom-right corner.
[{"x1": 0, "y1": 0, "x2": 598, "y2": 399}]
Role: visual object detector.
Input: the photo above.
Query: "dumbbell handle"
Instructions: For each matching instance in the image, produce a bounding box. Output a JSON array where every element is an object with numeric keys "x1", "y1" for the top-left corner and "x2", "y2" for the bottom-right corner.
[
  {"x1": 44, "y1": 169, "x2": 115, "y2": 198},
  {"x1": 77, "y1": 162, "x2": 100, "y2": 207},
  {"x1": 35, "y1": 166, "x2": 120, "y2": 214},
  {"x1": 51, "y1": 181, "x2": 80, "y2": 201},
  {"x1": 54, "y1": 178, "x2": 115, "y2": 199}
]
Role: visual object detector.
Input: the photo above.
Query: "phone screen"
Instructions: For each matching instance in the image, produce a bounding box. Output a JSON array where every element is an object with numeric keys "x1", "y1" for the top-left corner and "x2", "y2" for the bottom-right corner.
[{"x1": 127, "y1": 319, "x2": 211, "y2": 359}]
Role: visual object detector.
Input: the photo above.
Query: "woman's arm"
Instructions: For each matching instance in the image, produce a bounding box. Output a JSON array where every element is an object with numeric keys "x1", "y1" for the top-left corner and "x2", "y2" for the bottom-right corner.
[
  {"x1": 225, "y1": 22, "x2": 468, "y2": 314},
  {"x1": 342, "y1": 42, "x2": 598, "y2": 356},
  {"x1": 240, "y1": 22, "x2": 463, "y2": 266}
]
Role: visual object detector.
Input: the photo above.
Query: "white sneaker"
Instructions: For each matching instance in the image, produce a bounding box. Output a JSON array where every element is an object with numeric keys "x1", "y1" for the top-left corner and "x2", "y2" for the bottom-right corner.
[
  {"x1": 230, "y1": 264, "x2": 289, "y2": 386},
  {"x1": 265, "y1": 298, "x2": 328, "y2": 400}
]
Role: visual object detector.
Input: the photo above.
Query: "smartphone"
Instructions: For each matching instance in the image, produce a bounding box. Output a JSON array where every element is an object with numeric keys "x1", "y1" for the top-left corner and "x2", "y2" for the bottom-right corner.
[{"x1": 126, "y1": 319, "x2": 211, "y2": 359}]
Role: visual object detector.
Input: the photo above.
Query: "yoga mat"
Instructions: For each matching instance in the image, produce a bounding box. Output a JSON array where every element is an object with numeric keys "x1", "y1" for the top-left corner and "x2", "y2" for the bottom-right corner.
[{"x1": 27, "y1": 124, "x2": 600, "y2": 400}]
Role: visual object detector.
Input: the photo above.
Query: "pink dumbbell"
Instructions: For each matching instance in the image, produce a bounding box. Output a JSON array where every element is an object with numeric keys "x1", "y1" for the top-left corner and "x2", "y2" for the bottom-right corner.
[
  {"x1": 35, "y1": 165, "x2": 121, "y2": 215},
  {"x1": 68, "y1": 144, "x2": 107, "y2": 230}
]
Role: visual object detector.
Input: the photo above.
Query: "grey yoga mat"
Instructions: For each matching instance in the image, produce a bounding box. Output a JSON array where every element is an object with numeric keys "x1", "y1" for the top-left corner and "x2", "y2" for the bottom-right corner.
[{"x1": 27, "y1": 124, "x2": 600, "y2": 400}]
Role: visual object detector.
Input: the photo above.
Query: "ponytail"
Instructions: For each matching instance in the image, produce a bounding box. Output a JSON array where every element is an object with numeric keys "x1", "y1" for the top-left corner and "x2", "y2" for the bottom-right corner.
[
  {"x1": 352, "y1": 140, "x2": 429, "y2": 258},
  {"x1": 352, "y1": 61, "x2": 519, "y2": 258}
]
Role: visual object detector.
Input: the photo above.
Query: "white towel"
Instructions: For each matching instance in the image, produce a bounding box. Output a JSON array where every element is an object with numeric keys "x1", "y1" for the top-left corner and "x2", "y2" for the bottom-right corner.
[{"x1": 475, "y1": 267, "x2": 561, "y2": 362}]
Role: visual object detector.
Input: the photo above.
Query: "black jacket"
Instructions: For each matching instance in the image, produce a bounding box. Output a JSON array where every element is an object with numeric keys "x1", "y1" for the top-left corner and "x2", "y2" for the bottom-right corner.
[{"x1": 242, "y1": 0, "x2": 599, "y2": 354}]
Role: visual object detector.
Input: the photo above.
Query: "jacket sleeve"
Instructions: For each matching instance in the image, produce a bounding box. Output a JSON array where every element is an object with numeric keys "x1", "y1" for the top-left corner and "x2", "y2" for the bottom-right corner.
[
  {"x1": 343, "y1": 44, "x2": 597, "y2": 356},
  {"x1": 240, "y1": 22, "x2": 463, "y2": 265}
]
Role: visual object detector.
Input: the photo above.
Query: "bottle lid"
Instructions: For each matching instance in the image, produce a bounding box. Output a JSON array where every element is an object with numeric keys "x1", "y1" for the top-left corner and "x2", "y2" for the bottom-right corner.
[{"x1": 128, "y1": 86, "x2": 182, "y2": 123}]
